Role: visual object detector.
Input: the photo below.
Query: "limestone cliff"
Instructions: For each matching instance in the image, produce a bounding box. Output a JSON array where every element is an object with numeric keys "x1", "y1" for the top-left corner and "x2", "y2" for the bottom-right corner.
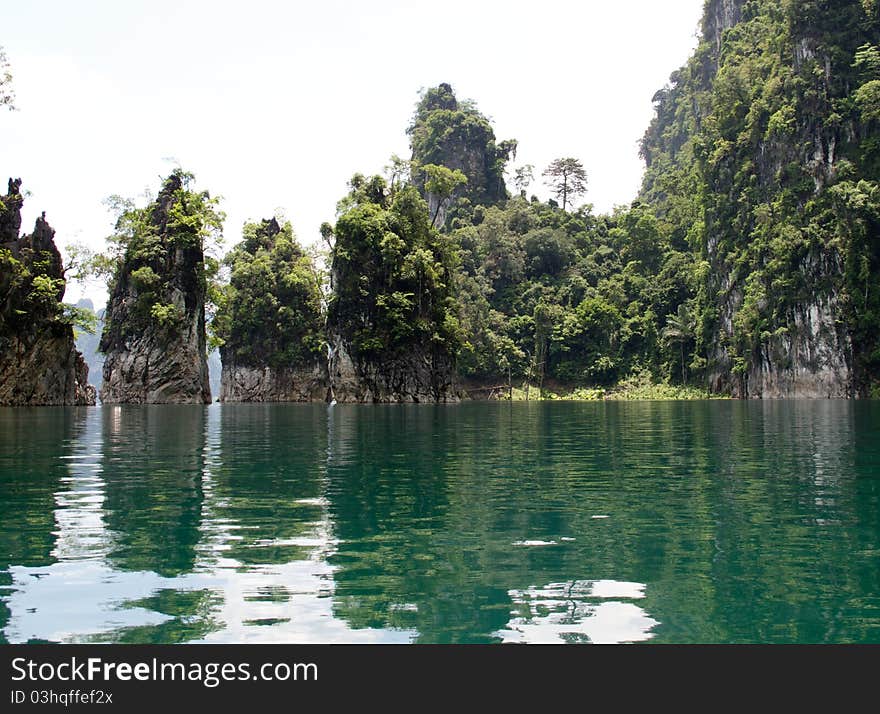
[
  {"x1": 641, "y1": 0, "x2": 879, "y2": 398},
  {"x1": 409, "y1": 83, "x2": 516, "y2": 226},
  {"x1": 327, "y1": 334, "x2": 458, "y2": 403},
  {"x1": 0, "y1": 178, "x2": 96, "y2": 406},
  {"x1": 220, "y1": 363, "x2": 327, "y2": 402},
  {"x1": 326, "y1": 176, "x2": 461, "y2": 403},
  {"x1": 99, "y1": 172, "x2": 213, "y2": 404}
]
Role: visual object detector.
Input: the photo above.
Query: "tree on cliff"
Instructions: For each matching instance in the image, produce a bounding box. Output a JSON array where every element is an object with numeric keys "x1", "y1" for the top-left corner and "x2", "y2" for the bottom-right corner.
[
  {"x1": 512, "y1": 164, "x2": 535, "y2": 196},
  {"x1": 0, "y1": 180, "x2": 96, "y2": 405},
  {"x1": 639, "y1": 0, "x2": 880, "y2": 396},
  {"x1": 211, "y1": 217, "x2": 324, "y2": 370},
  {"x1": 421, "y1": 163, "x2": 468, "y2": 228},
  {"x1": 542, "y1": 158, "x2": 587, "y2": 211},
  {"x1": 328, "y1": 174, "x2": 462, "y2": 363},
  {"x1": 100, "y1": 169, "x2": 223, "y2": 339},
  {"x1": 0, "y1": 45, "x2": 14, "y2": 111}
]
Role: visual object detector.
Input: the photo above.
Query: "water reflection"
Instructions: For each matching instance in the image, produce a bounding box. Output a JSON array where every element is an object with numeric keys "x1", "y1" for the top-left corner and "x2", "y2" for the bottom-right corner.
[
  {"x1": 496, "y1": 580, "x2": 658, "y2": 644},
  {"x1": 192, "y1": 404, "x2": 413, "y2": 643},
  {"x1": 0, "y1": 407, "x2": 90, "y2": 641},
  {"x1": 102, "y1": 406, "x2": 205, "y2": 577},
  {"x1": 0, "y1": 401, "x2": 878, "y2": 643}
]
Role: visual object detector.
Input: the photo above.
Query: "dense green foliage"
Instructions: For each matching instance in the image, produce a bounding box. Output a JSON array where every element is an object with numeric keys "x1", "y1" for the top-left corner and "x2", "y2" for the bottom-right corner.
[
  {"x1": 71, "y1": 0, "x2": 880, "y2": 400},
  {"x1": 0, "y1": 182, "x2": 90, "y2": 339},
  {"x1": 403, "y1": 5, "x2": 880, "y2": 398},
  {"x1": 328, "y1": 174, "x2": 462, "y2": 363},
  {"x1": 343, "y1": 83, "x2": 696, "y2": 394},
  {"x1": 212, "y1": 218, "x2": 324, "y2": 369},
  {"x1": 99, "y1": 170, "x2": 223, "y2": 345},
  {"x1": 0, "y1": 243, "x2": 65, "y2": 334},
  {"x1": 452, "y1": 197, "x2": 697, "y2": 388}
]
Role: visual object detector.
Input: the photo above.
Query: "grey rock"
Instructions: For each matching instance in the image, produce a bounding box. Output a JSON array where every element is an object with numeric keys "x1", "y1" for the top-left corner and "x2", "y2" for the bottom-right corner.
[
  {"x1": 99, "y1": 174, "x2": 211, "y2": 404},
  {"x1": 100, "y1": 299, "x2": 210, "y2": 404},
  {"x1": 327, "y1": 334, "x2": 459, "y2": 404},
  {"x1": 710, "y1": 290, "x2": 854, "y2": 399},
  {"x1": 220, "y1": 361, "x2": 328, "y2": 403},
  {"x1": 0, "y1": 331, "x2": 96, "y2": 406}
]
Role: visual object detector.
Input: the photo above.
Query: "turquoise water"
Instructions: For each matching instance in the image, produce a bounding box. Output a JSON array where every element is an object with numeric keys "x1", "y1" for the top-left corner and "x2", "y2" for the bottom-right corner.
[{"x1": 1, "y1": 401, "x2": 879, "y2": 643}]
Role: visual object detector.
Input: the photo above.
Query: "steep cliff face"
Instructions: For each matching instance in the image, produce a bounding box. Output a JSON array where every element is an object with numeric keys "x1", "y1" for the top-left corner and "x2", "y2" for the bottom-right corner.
[
  {"x1": 99, "y1": 172, "x2": 215, "y2": 404},
  {"x1": 214, "y1": 217, "x2": 327, "y2": 402},
  {"x1": 703, "y1": 0, "x2": 745, "y2": 56},
  {"x1": 220, "y1": 363, "x2": 327, "y2": 402},
  {"x1": 409, "y1": 83, "x2": 516, "y2": 225},
  {"x1": 328, "y1": 333, "x2": 458, "y2": 403},
  {"x1": 0, "y1": 178, "x2": 96, "y2": 406},
  {"x1": 641, "y1": 0, "x2": 879, "y2": 398}
]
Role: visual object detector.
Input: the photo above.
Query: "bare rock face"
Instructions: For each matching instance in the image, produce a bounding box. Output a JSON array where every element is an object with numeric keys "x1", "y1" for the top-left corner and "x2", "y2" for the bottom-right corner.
[
  {"x1": 100, "y1": 308, "x2": 210, "y2": 404},
  {"x1": 220, "y1": 362, "x2": 327, "y2": 402},
  {"x1": 703, "y1": 0, "x2": 745, "y2": 55},
  {"x1": 99, "y1": 173, "x2": 211, "y2": 404},
  {"x1": 710, "y1": 292, "x2": 854, "y2": 399},
  {"x1": 0, "y1": 177, "x2": 23, "y2": 242},
  {"x1": 0, "y1": 178, "x2": 96, "y2": 406},
  {"x1": 0, "y1": 330, "x2": 96, "y2": 406},
  {"x1": 328, "y1": 336, "x2": 459, "y2": 404}
]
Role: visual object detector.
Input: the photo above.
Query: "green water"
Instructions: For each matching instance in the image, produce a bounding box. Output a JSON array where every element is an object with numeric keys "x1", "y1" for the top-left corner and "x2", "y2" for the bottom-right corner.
[{"x1": 1, "y1": 401, "x2": 879, "y2": 644}]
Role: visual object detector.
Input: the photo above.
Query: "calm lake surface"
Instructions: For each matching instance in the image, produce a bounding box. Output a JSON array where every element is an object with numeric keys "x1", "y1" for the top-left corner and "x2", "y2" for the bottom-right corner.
[{"x1": 1, "y1": 401, "x2": 879, "y2": 644}]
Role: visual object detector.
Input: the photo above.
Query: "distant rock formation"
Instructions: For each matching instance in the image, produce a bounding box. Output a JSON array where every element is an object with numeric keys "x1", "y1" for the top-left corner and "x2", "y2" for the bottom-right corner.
[
  {"x1": 0, "y1": 178, "x2": 96, "y2": 406},
  {"x1": 409, "y1": 83, "x2": 516, "y2": 225},
  {"x1": 73, "y1": 298, "x2": 105, "y2": 392},
  {"x1": 99, "y1": 172, "x2": 212, "y2": 404}
]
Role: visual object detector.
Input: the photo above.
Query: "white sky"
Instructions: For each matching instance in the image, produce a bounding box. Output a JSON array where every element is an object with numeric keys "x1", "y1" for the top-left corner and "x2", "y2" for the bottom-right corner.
[{"x1": 2, "y1": 0, "x2": 704, "y2": 304}]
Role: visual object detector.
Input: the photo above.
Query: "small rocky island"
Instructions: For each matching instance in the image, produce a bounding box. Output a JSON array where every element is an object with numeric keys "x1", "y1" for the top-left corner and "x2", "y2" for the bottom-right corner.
[
  {"x1": 0, "y1": 179, "x2": 95, "y2": 406},
  {"x1": 99, "y1": 171, "x2": 216, "y2": 404},
  {"x1": 214, "y1": 217, "x2": 327, "y2": 402}
]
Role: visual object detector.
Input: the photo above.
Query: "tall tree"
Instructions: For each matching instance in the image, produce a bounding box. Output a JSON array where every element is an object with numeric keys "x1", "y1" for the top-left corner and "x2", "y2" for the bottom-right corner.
[
  {"x1": 512, "y1": 164, "x2": 535, "y2": 196},
  {"x1": 662, "y1": 303, "x2": 696, "y2": 385},
  {"x1": 542, "y1": 158, "x2": 587, "y2": 211},
  {"x1": 0, "y1": 45, "x2": 15, "y2": 110},
  {"x1": 421, "y1": 163, "x2": 467, "y2": 228}
]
